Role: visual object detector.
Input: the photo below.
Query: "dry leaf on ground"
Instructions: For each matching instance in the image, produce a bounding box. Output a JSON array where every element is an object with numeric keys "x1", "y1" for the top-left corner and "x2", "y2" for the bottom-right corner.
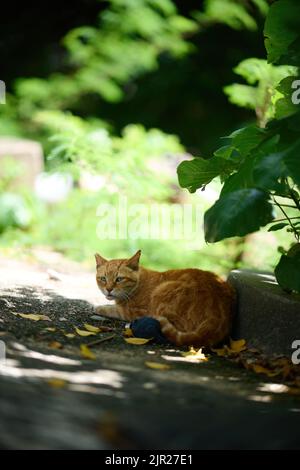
[
  {"x1": 181, "y1": 347, "x2": 208, "y2": 362},
  {"x1": 124, "y1": 337, "x2": 152, "y2": 345},
  {"x1": 211, "y1": 338, "x2": 246, "y2": 357},
  {"x1": 84, "y1": 323, "x2": 102, "y2": 333},
  {"x1": 64, "y1": 333, "x2": 75, "y2": 338},
  {"x1": 47, "y1": 378, "x2": 67, "y2": 389},
  {"x1": 12, "y1": 313, "x2": 51, "y2": 321},
  {"x1": 80, "y1": 344, "x2": 96, "y2": 360},
  {"x1": 48, "y1": 341, "x2": 63, "y2": 349},
  {"x1": 145, "y1": 361, "x2": 171, "y2": 370},
  {"x1": 75, "y1": 327, "x2": 96, "y2": 337},
  {"x1": 123, "y1": 328, "x2": 133, "y2": 337},
  {"x1": 230, "y1": 338, "x2": 247, "y2": 352},
  {"x1": 250, "y1": 364, "x2": 279, "y2": 377}
]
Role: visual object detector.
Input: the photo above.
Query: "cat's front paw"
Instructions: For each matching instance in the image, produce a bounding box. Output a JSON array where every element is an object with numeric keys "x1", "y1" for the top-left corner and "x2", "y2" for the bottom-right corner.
[
  {"x1": 95, "y1": 305, "x2": 110, "y2": 316},
  {"x1": 94, "y1": 304, "x2": 121, "y2": 319}
]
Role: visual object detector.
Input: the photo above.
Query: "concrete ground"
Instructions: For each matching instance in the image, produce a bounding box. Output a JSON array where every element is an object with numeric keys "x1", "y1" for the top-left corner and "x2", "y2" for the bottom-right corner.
[{"x1": 0, "y1": 250, "x2": 300, "y2": 450}]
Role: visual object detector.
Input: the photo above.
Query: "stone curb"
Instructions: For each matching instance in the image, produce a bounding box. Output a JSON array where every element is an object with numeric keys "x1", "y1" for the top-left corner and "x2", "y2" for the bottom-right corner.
[{"x1": 228, "y1": 270, "x2": 300, "y2": 356}]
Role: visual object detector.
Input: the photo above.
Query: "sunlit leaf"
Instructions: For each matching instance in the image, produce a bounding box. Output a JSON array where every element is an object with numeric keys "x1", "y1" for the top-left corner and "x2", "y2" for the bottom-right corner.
[
  {"x1": 181, "y1": 347, "x2": 208, "y2": 362},
  {"x1": 177, "y1": 157, "x2": 235, "y2": 193},
  {"x1": 45, "y1": 327, "x2": 56, "y2": 332},
  {"x1": 80, "y1": 344, "x2": 96, "y2": 360},
  {"x1": 145, "y1": 361, "x2": 171, "y2": 370},
  {"x1": 124, "y1": 337, "x2": 152, "y2": 345},
  {"x1": 75, "y1": 327, "x2": 96, "y2": 337}
]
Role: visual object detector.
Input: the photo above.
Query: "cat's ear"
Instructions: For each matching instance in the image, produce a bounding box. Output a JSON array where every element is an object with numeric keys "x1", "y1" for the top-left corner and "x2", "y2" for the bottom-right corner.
[
  {"x1": 126, "y1": 250, "x2": 141, "y2": 271},
  {"x1": 95, "y1": 253, "x2": 107, "y2": 267}
]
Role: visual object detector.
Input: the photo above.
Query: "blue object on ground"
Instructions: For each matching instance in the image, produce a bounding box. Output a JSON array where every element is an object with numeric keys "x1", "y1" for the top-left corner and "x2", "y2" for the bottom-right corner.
[{"x1": 130, "y1": 317, "x2": 169, "y2": 344}]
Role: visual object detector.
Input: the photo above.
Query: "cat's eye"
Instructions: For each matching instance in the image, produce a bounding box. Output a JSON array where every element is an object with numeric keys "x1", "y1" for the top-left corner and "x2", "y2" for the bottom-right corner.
[
  {"x1": 99, "y1": 276, "x2": 106, "y2": 282},
  {"x1": 116, "y1": 276, "x2": 124, "y2": 283}
]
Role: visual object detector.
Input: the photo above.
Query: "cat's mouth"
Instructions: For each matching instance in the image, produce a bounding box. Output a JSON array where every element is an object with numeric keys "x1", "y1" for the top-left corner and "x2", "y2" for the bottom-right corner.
[{"x1": 106, "y1": 294, "x2": 115, "y2": 300}]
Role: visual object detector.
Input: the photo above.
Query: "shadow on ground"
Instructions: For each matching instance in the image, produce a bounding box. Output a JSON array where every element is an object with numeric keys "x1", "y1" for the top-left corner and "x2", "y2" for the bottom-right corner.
[{"x1": 0, "y1": 277, "x2": 300, "y2": 449}]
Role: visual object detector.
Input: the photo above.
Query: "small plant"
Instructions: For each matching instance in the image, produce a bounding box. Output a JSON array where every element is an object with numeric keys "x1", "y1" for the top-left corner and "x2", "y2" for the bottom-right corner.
[{"x1": 177, "y1": 0, "x2": 300, "y2": 293}]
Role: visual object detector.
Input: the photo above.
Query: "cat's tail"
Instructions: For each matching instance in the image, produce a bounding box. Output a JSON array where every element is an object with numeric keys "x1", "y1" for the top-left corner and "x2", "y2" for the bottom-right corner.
[{"x1": 157, "y1": 315, "x2": 220, "y2": 347}]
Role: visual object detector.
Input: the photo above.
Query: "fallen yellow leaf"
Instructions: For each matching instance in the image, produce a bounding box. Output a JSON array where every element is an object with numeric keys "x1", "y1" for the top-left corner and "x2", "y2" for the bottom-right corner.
[
  {"x1": 251, "y1": 364, "x2": 278, "y2": 377},
  {"x1": 181, "y1": 347, "x2": 208, "y2": 362},
  {"x1": 211, "y1": 346, "x2": 229, "y2": 357},
  {"x1": 124, "y1": 337, "x2": 152, "y2": 345},
  {"x1": 123, "y1": 328, "x2": 133, "y2": 337},
  {"x1": 47, "y1": 378, "x2": 67, "y2": 388},
  {"x1": 75, "y1": 327, "x2": 96, "y2": 337},
  {"x1": 13, "y1": 313, "x2": 51, "y2": 321},
  {"x1": 145, "y1": 361, "x2": 171, "y2": 370},
  {"x1": 80, "y1": 344, "x2": 96, "y2": 360},
  {"x1": 48, "y1": 341, "x2": 63, "y2": 349},
  {"x1": 45, "y1": 327, "x2": 56, "y2": 332},
  {"x1": 230, "y1": 338, "x2": 247, "y2": 352},
  {"x1": 84, "y1": 323, "x2": 101, "y2": 333},
  {"x1": 64, "y1": 333, "x2": 75, "y2": 338}
]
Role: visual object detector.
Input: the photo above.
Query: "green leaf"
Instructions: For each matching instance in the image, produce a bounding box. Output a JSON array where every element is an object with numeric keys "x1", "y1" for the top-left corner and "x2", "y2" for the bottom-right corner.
[
  {"x1": 204, "y1": 0, "x2": 258, "y2": 31},
  {"x1": 283, "y1": 140, "x2": 300, "y2": 187},
  {"x1": 220, "y1": 158, "x2": 255, "y2": 195},
  {"x1": 228, "y1": 125, "x2": 266, "y2": 157},
  {"x1": 213, "y1": 145, "x2": 236, "y2": 161},
  {"x1": 253, "y1": 152, "x2": 288, "y2": 190},
  {"x1": 275, "y1": 249, "x2": 300, "y2": 293},
  {"x1": 177, "y1": 157, "x2": 235, "y2": 193},
  {"x1": 252, "y1": 0, "x2": 269, "y2": 16},
  {"x1": 275, "y1": 76, "x2": 300, "y2": 119},
  {"x1": 204, "y1": 189, "x2": 274, "y2": 242},
  {"x1": 224, "y1": 84, "x2": 258, "y2": 110},
  {"x1": 268, "y1": 222, "x2": 289, "y2": 232},
  {"x1": 264, "y1": 0, "x2": 300, "y2": 64}
]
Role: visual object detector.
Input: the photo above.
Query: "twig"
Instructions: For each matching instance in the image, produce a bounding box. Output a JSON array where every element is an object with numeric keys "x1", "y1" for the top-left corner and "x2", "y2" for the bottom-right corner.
[
  {"x1": 272, "y1": 197, "x2": 300, "y2": 241},
  {"x1": 269, "y1": 217, "x2": 300, "y2": 222},
  {"x1": 270, "y1": 203, "x2": 298, "y2": 209},
  {"x1": 87, "y1": 334, "x2": 116, "y2": 347}
]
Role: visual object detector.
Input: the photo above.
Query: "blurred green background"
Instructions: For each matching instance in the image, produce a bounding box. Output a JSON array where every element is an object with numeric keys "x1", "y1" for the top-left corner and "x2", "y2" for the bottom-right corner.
[{"x1": 0, "y1": 0, "x2": 290, "y2": 273}]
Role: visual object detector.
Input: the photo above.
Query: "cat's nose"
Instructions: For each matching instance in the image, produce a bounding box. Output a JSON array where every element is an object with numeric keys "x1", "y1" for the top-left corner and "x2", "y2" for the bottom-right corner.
[{"x1": 106, "y1": 287, "x2": 113, "y2": 293}]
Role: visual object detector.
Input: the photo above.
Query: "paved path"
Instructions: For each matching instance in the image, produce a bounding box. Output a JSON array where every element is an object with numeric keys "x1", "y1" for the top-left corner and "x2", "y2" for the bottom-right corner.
[{"x1": 0, "y1": 251, "x2": 299, "y2": 449}]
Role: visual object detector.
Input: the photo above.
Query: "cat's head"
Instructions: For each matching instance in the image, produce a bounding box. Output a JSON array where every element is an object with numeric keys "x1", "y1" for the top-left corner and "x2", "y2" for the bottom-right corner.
[{"x1": 95, "y1": 250, "x2": 141, "y2": 301}]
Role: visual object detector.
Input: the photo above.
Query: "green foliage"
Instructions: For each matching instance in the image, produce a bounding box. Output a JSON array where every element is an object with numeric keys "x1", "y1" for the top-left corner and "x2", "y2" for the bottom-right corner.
[
  {"x1": 275, "y1": 244, "x2": 300, "y2": 293},
  {"x1": 177, "y1": 0, "x2": 300, "y2": 293},
  {"x1": 34, "y1": 110, "x2": 183, "y2": 201},
  {"x1": 177, "y1": 157, "x2": 235, "y2": 193},
  {"x1": 194, "y1": 0, "x2": 268, "y2": 31},
  {"x1": 224, "y1": 58, "x2": 297, "y2": 127},
  {"x1": 14, "y1": 0, "x2": 197, "y2": 117},
  {"x1": 0, "y1": 193, "x2": 32, "y2": 233},
  {"x1": 264, "y1": 0, "x2": 300, "y2": 65},
  {"x1": 204, "y1": 189, "x2": 274, "y2": 242}
]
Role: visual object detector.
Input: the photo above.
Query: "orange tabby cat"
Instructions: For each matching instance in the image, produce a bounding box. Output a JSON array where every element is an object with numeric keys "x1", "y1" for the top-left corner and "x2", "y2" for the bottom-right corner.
[{"x1": 95, "y1": 250, "x2": 235, "y2": 347}]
